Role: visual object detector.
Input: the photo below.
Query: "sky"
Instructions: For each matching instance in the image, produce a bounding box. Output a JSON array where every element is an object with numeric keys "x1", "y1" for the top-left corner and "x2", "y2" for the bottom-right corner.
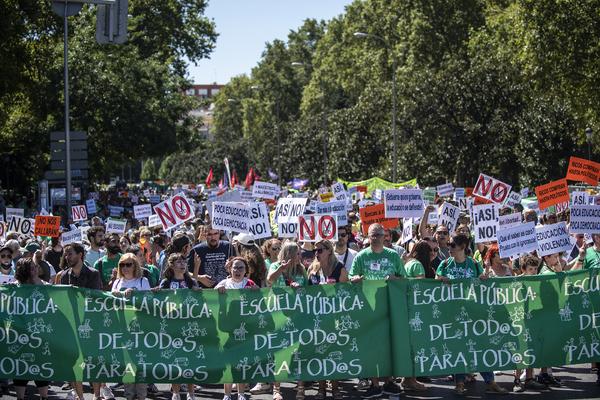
[{"x1": 187, "y1": 0, "x2": 353, "y2": 85}]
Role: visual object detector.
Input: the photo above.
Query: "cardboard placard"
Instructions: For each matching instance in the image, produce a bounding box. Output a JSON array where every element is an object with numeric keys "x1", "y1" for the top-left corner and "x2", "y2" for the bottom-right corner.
[
  {"x1": 569, "y1": 205, "x2": 600, "y2": 234},
  {"x1": 498, "y1": 212, "x2": 522, "y2": 230},
  {"x1": 535, "y1": 178, "x2": 569, "y2": 210},
  {"x1": 109, "y1": 205, "x2": 124, "y2": 217},
  {"x1": 497, "y1": 222, "x2": 537, "y2": 259},
  {"x1": 275, "y1": 198, "x2": 308, "y2": 238},
  {"x1": 252, "y1": 181, "x2": 280, "y2": 200},
  {"x1": 7, "y1": 216, "x2": 35, "y2": 237},
  {"x1": 248, "y1": 202, "x2": 271, "y2": 240},
  {"x1": 358, "y1": 204, "x2": 399, "y2": 236},
  {"x1": 5, "y1": 207, "x2": 24, "y2": 222},
  {"x1": 331, "y1": 182, "x2": 347, "y2": 202},
  {"x1": 383, "y1": 189, "x2": 424, "y2": 219},
  {"x1": 148, "y1": 214, "x2": 162, "y2": 228},
  {"x1": 315, "y1": 200, "x2": 348, "y2": 226},
  {"x1": 154, "y1": 195, "x2": 194, "y2": 231},
  {"x1": 436, "y1": 183, "x2": 454, "y2": 197},
  {"x1": 298, "y1": 214, "x2": 337, "y2": 242},
  {"x1": 473, "y1": 173, "x2": 512, "y2": 204},
  {"x1": 536, "y1": 222, "x2": 571, "y2": 257},
  {"x1": 319, "y1": 192, "x2": 334, "y2": 202},
  {"x1": 438, "y1": 203, "x2": 460, "y2": 232},
  {"x1": 472, "y1": 204, "x2": 498, "y2": 243},
  {"x1": 401, "y1": 218, "x2": 413, "y2": 244},
  {"x1": 61, "y1": 228, "x2": 83, "y2": 245},
  {"x1": 106, "y1": 218, "x2": 126, "y2": 234},
  {"x1": 504, "y1": 192, "x2": 522, "y2": 208},
  {"x1": 34, "y1": 216, "x2": 61, "y2": 238},
  {"x1": 86, "y1": 199, "x2": 97, "y2": 215},
  {"x1": 211, "y1": 202, "x2": 251, "y2": 233},
  {"x1": 71, "y1": 205, "x2": 87, "y2": 222},
  {"x1": 134, "y1": 204, "x2": 153, "y2": 220},
  {"x1": 148, "y1": 195, "x2": 161, "y2": 204},
  {"x1": 570, "y1": 191, "x2": 589, "y2": 206},
  {"x1": 566, "y1": 156, "x2": 600, "y2": 186}
]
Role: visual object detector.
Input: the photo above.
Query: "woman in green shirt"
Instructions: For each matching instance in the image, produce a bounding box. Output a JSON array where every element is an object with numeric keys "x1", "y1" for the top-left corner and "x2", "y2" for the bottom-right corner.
[
  {"x1": 261, "y1": 238, "x2": 281, "y2": 270},
  {"x1": 403, "y1": 240, "x2": 436, "y2": 279},
  {"x1": 539, "y1": 252, "x2": 566, "y2": 275}
]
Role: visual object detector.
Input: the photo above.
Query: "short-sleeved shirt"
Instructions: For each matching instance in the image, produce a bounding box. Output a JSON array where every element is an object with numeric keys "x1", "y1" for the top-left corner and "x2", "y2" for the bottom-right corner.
[
  {"x1": 159, "y1": 277, "x2": 199, "y2": 289},
  {"x1": 335, "y1": 248, "x2": 357, "y2": 270},
  {"x1": 268, "y1": 262, "x2": 308, "y2": 288},
  {"x1": 349, "y1": 247, "x2": 405, "y2": 281},
  {"x1": 214, "y1": 277, "x2": 256, "y2": 290},
  {"x1": 144, "y1": 264, "x2": 160, "y2": 287},
  {"x1": 403, "y1": 259, "x2": 426, "y2": 278},
  {"x1": 93, "y1": 254, "x2": 122, "y2": 285},
  {"x1": 111, "y1": 277, "x2": 150, "y2": 292},
  {"x1": 189, "y1": 241, "x2": 232, "y2": 287},
  {"x1": 436, "y1": 257, "x2": 483, "y2": 279},
  {"x1": 582, "y1": 247, "x2": 600, "y2": 269},
  {"x1": 85, "y1": 247, "x2": 106, "y2": 267}
]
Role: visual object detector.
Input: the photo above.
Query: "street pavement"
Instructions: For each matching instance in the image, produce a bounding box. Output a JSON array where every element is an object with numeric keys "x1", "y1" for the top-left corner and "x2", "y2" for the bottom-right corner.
[{"x1": 3, "y1": 364, "x2": 599, "y2": 399}]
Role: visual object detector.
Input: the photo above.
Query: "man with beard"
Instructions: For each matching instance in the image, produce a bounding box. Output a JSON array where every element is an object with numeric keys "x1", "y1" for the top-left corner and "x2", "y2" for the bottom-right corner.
[
  {"x1": 55, "y1": 243, "x2": 110, "y2": 400},
  {"x1": 93, "y1": 233, "x2": 122, "y2": 290},
  {"x1": 85, "y1": 226, "x2": 106, "y2": 266},
  {"x1": 188, "y1": 226, "x2": 232, "y2": 288}
]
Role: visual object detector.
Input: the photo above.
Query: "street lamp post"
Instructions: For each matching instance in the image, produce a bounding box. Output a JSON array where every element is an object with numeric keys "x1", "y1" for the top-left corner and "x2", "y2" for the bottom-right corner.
[
  {"x1": 291, "y1": 62, "x2": 328, "y2": 186},
  {"x1": 354, "y1": 32, "x2": 398, "y2": 183},
  {"x1": 586, "y1": 127, "x2": 593, "y2": 161}
]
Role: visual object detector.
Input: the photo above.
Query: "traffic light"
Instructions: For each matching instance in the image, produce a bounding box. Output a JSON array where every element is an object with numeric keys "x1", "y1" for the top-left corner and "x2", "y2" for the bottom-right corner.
[{"x1": 95, "y1": 0, "x2": 128, "y2": 44}]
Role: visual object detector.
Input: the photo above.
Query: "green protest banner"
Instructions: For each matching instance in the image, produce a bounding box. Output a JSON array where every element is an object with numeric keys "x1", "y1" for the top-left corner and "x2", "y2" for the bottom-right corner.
[
  {"x1": 390, "y1": 269, "x2": 600, "y2": 377},
  {"x1": 1, "y1": 271, "x2": 599, "y2": 383},
  {"x1": 0, "y1": 281, "x2": 392, "y2": 383}
]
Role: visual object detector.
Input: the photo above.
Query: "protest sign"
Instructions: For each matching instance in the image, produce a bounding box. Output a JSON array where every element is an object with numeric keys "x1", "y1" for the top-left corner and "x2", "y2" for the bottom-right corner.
[
  {"x1": 373, "y1": 189, "x2": 383, "y2": 201},
  {"x1": 497, "y1": 222, "x2": 537, "y2": 258},
  {"x1": 154, "y1": 195, "x2": 194, "y2": 231},
  {"x1": 555, "y1": 201, "x2": 569, "y2": 213},
  {"x1": 535, "y1": 178, "x2": 569, "y2": 210},
  {"x1": 315, "y1": 200, "x2": 348, "y2": 226},
  {"x1": 0, "y1": 222, "x2": 5, "y2": 240},
  {"x1": 148, "y1": 214, "x2": 161, "y2": 228},
  {"x1": 33, "y1": 216, "x2": 61, "y2": 237},
  {"x1": 504, "y1": 191, "x2": 522, "y2": 208},
  {"x1": 569, "y1": 205, "x2": 600, "y2": 234},
  {"x1": 473, "y1": 173, "x2": 511, "y2": 204},
  {"x1": 436, "y1": 183, "x2": 454, "y2": 197},
  {"x1": 106, "y1": 218, "x2": 126, "y2": 234},
  {"x1": 109, "y1": 206, "x2": 124, "y2": 217},
  {"x1": 359, "y1": 204, "x2": 399, "y2": 235},
  {"x1": 319, "y1": 192, "x2": 334, "y2": 202},
  {"x1": 570, "y1": 191, "x2": 589, "y2": 206},
  {"x1": 454, "y1": 187, "x2": 465, "y2": 199},
  {"x1": 520, "y1": 187, "x2": 529, "y2": 198},
  {"x1": 252, "y1": 181, "x2": 279, "y2": 200},
  {"x1": 71, "y1": 205, "x2": 87, "y2": 222},
  {"x1": 275, "y1": 198, "x2": 308, "y2": 238},
  {"x1": 427, "y1": 211, "x2": 438, "y2": 225},
  {"x1": 134, "y1": 204, "x2": 153, "y2": 220},
  {"x1": 331, "y1": 181, "x2": 347, "y2": 202},
  {"x1": 5, "y1": 207, "x2": 24, "y2": 222},
  {"x1": 566, "y1": 156, "x2": 600, "y2": 186},
  {"x1": 248, "y1": 202, "x2": 271, "y2": 240},
  {"x1": 498, "y1": 212, "x2": 521, "y2": 230},
  {"x1": 383, "y1": 189, "x2": 424, "y2": 219},
  {"x1": 535, "y1": 222, "x2": 571, "y2": 257},
  {"x1": 240, "y1": 190, "x2": 253, "y2": 202},
  {"x1": 86, "y1": 199, "x2": 97, "y2": 215},
  {"x1": 298, "y1": 214, "x2": 337, "y2": 242},
  {"x1": 130, "y1": 195, "x2": 139, "y2": 204},
  {"x1": 211, "y1": 202, "x2": 251, "y2": 233},
  {"x1": 423, "y1": 188, "x2": 436, "y2": 204},
  {"x1": 458, "y1": 197, "x2": 473, "y2": 213},
  {"x1": 7, "y1": 216, "x2": 34, "y2": 237},
  {"x1": 472, "y1": 204, "x2": 498, "y2": 243},
  {"x1": 401, "y1": 218, "x2": 413, "y2": 244},
  {"x1": 148, "y1": 195, "x2": 161, "y2": 204},
  {"x1": 61, "y1": 228, "x2": 83, "y2": 245},
  {"x1": 438, "y1": 203, "x2": 460, "y2": 232}
]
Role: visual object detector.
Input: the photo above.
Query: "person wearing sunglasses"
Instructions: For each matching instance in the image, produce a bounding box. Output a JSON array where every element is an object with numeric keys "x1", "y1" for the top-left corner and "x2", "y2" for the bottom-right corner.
[
  {"x1": 435, "y1": 234, "x2": 507, "y2": 395},
  {"x1": 334, "y1": 225, "x2": 357, "y2": 270},
  {"x1": 261, "y1": 238, "x2": 281, "y2": 270},
  {"x1": 349, "y1": 223, "x2": 405, "y2": 398}
]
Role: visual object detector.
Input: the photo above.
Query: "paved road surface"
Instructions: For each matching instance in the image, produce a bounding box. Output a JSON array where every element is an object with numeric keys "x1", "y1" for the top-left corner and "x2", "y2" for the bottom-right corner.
[{"x1": 3, "y1": 364, "x2": 599, "y2": 399}]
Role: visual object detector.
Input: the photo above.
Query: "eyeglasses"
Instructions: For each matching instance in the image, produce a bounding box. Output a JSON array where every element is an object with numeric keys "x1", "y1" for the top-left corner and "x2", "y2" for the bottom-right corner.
[
  {"x1": 120, "y1": 262, "x2": 134, "y2": 268},
  {"x1": 339, "y1": 233, "x2": 347, "y2": 238},
  {"x1": 436, "y1": 231, "x2": 449, "y2": 235},
  {"x1": 448, "y1": 242, "x2": 457, "y2": 248},
  {"x1": 315, "y1": 248, "x2": 326, "y2": 254},
  {"x1": 0, "y1": 254, "x2": 11, "y2": 259},
  {"x1": 271, "y1": 247, "x2": 281, "y2": 251},
  {"x1": 431, "y1": 247, "x2": 439, "y2": 253},
  {"x1": 231, "y1": 264, "x2": 246, "y2": 270}
]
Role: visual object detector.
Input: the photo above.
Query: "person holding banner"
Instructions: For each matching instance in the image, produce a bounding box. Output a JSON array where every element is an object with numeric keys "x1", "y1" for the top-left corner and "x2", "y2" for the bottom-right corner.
[
  {"x1": 484, "y1": 245, "x2": 512, "y2": 277},
  {"x1": 261, "y1": 238, "x2": 281, "y2": 270},
  {"x1": 435, "y1": 234, "x2": 507, "y2": 394},
  {"x1": 334, "y1": 226, "x2": 357, "y2": 270},
  {"x1": 581, "y1": 234, "x2": 600, "y2": 270},
  {"x1": 266, "y1": 241, "x2": 307, "y2": 400},
  {"x1": 403, "y1": 240, "x2": 436, "y2": 279},
  {"x1": 307, "y1": 239, "x2": 348, "y2": 399},
  {"x1": 188, "y1": 227, "x2": 231, "y2": 288},
  {"x1": 94, "y1": 234, "x2": 122, "y2": 291},
  {"x1": 349, "y1": 223, "x2": 405, "y2": 398},
  {"x1": 12, "y1": 257, "x2": 51, "y2": 400}
]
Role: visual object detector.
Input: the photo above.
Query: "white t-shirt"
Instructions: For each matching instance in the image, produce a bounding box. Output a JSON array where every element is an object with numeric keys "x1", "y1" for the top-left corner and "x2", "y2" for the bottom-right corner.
[
  {"x1": 111, "y1": 277, "x2": 150, "y2": 292},
  {"x1": 214, "y1": 277, "x2": 255, "y2": 290},
  {"x1": 335, "y1": 248, "x2": 357, "y2": 270},
  {"x1": 85, "y1": 247, "x2": 106, "y2": 267}
]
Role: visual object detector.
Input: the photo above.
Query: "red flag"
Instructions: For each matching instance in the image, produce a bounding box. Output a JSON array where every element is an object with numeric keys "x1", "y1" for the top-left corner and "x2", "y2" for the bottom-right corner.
[
  {"x1": 231, "y1": 170, "x2": 238, "y2": 188},
  {"x1": 205, "y1": 167, "x2": 214, "y2": 188},
  {"x1": 218, "y1": 177, "x2": 223, "y2": 189},
  {"x1": 244, "y1": 168, "x2": 255, "y2": 189}
]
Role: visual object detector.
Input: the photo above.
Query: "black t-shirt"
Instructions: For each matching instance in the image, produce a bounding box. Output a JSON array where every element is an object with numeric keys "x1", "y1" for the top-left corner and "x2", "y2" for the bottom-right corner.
[
  {"x1": 159, "y1": 277, "x2": 198, "y2": 289},
  {"x1": 188, "y1": 241, "x2": 232, "y2": 288},
  {"x1": 45, "y1": 248, "x2": 63, "y2": 271}
]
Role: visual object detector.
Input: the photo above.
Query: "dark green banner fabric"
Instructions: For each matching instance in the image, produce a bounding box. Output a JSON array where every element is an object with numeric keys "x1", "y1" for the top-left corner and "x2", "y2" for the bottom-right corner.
[
  {"x1": 0, "y1": 281, "x2": 392, "y2": 383},
  {"x1": 1, "y1": 270, "x2": 599, "y2": 383}
]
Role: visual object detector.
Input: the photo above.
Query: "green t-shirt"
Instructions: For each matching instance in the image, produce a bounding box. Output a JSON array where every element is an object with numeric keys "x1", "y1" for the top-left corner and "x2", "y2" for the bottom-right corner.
[
  {"x1": 268, "y1": 262, "x2": 307, "y2": 288},
  {"x1": 436, "y1": 257, "x2": 483, "y2": 279},
  {"x1": 145, "y1": 263, "x2": 160, "y2": 287},
  {"x1": 403, "y1": 259, "x2": 426, "y2": 278},
  {"x1": 349, "y1": 247, "x2": 405, "y2": 280},
  {"x1": 582, "y1": 247, "x2": 600, "y2": 269},
  {"x1": 93, "y1": 254, "x2": 122, "y2": 285}
]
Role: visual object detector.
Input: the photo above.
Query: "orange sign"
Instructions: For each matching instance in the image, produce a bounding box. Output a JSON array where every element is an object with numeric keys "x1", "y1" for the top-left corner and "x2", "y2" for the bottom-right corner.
[
  {"x1": 566, "y1": 156, "x2": 600, "y2": 186},
  {"x1": 359, "y1": 204, "x2": 399, "y2": 235},
  {"x1": 535, "y1": 178, "x2": 569, "y2": 210},
  {"x1": 34, "y1": 216, "x2": 61, "y2": 237}
]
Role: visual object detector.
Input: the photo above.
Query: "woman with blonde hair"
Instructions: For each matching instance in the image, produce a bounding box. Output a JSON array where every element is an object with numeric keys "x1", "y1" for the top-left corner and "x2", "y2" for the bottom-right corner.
[
  {"x1": 307, "y1": 240, "x2": 347, "y2": 399},
  {"x1": 261, "y1": 238, "x2": 282, "y2": 269},
  {"x1": 111, "y1": 253, "x2": 150, "y2": 296}
]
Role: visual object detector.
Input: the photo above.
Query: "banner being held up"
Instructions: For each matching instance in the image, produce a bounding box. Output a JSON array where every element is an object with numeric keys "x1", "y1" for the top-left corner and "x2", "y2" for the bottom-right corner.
[
  {"x1": 566, "y1": 156, "x2": 600, "y2": 186},
  {"x1": 472, "y1": 204, "x2": 498, "y2": 243},
  {"x1": 535, "y1": 178, "x2": 569, "y2": 210},
  {"x1": 535, "y1": 222, "x2": 571, "y2": 257},
  {"x1": 298, "y1": 214, "x2": 338, "y2": 242},
  {"x1": 473, "y1": 173, "x2": 511, "y2": 204},
  {"x1": 211, "y1": 202, "x2": 251, "y2": 233},
  {"x1": 359, "y1": 204, "x2": 399, "y2": 235},
  {"x1": 252, "y1": 181, "x2": 280, "y2": 200},
  {"x1": 383, "y1": 189, "x2": 424, "y2": 219},
  {"x1": 438, "y1": 202, "x2": 460, "y2": 232},
  {"x1": 34, "y1": 216, "x2": 61, "y2": 237},
  {"x1": 497, "y1": 222, "x2": 537, "y2": 258},
  {"x1": 154, "y1": 194, "x2": 194, "y2": 231},
  {"x1": 569, "y1": 205, "x2": 600, "y2": 234}
]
